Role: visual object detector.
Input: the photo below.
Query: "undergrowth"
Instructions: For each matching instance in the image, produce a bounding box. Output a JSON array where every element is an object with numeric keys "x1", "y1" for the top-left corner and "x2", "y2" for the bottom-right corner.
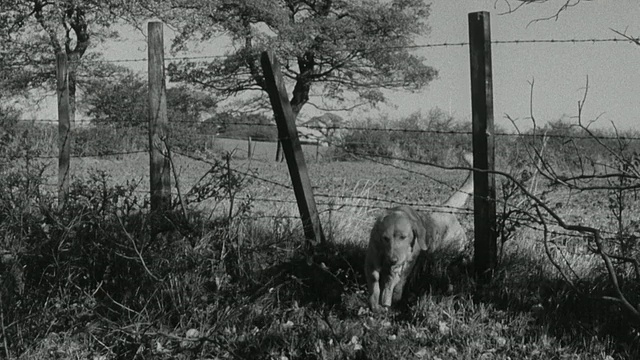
[
  {"x1": 1, "y1": 172, "x2": 638, "y2": 359},
  {"x1": 1, "y1": 114, "x2": 639, "y2": 359}
]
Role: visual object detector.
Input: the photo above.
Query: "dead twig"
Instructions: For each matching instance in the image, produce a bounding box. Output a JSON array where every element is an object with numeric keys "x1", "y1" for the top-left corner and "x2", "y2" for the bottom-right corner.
[
  {"x1": 116, "y1": 215, "x2": 161, "y2": 282},
  {"x1": 162, "y1": 139, "x2": 189, "y2": 223},
  {"x1": 1, "y1": 296, "x2": 10, "y2": 359},
  {"x1": 536, "y1": 206, "x2": 582, "y2": 293}
]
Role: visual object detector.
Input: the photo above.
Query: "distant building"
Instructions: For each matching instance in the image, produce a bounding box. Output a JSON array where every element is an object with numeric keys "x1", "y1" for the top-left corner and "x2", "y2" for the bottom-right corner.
[{"x1": 297, "y1": 113, "x2": 344, "y2": 146}]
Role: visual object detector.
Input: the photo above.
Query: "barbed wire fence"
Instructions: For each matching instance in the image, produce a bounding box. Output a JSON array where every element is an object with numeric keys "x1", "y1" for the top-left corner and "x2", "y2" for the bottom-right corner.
[
  {"x1": 3, "y1": 22, "x2": 639, "y2": 255},
  {"x1": 17, "y1": 117, "x2": 635, "y2": 243},
  {"x1": 4, "y1": 36, "x2": 638, "y2": 68}
]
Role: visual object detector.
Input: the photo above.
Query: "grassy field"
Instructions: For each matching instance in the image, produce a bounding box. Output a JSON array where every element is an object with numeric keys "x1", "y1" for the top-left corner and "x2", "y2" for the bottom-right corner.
[{"x1": 5, "y1": 137, "x2": 640, "y2": 359}]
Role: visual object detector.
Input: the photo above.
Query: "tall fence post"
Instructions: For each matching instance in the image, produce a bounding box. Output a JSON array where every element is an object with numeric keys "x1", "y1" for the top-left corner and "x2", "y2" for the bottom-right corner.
[
  {"x1": 56, "y1": 52, "x2": 70, "y2": 210},
  {"x1": 469, "y1": 11, "x2": 497, "y2": 283},
  {"x1": 260, "y1": 51, "x2": 326, "y2": 251},
  {"x1": 148, "y1": 21, "x2": 171, "y2": 214}
]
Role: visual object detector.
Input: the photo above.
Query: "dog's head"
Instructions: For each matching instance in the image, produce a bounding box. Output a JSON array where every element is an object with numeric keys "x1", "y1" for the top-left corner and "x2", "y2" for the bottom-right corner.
[{"x1": 373, "y1": 209, "x2": 427, "y2": 266}]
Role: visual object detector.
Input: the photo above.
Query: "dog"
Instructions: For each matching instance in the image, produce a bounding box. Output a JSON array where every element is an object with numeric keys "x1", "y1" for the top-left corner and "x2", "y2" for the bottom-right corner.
[
  {"x1": 365, "y1": 206, "x2": 427, "y2": 310},
  {"x1": 365, "y1": 153, "x2": 474, "y2": 310}
]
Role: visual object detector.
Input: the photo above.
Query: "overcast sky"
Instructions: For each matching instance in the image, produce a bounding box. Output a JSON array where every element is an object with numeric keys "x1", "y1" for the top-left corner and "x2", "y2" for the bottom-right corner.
[
  {"x1": 29, "y1": 1, "x2": 640, "y2": 132},
  {"x1": 398, "y1": 0, "x2": 640, "y2": 131}
]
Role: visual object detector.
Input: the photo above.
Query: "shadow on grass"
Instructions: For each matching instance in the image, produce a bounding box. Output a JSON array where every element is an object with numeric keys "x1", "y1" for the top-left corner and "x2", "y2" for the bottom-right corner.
[
  {"x1": 251, "y1": 238, "x2": 640, "y2": 357},
  {"x1": 477, "y1": 249, "x2": 640, "y2": 355},
  {"x1": 252, "y1": 240, "x2": 369, "y2": 314}
]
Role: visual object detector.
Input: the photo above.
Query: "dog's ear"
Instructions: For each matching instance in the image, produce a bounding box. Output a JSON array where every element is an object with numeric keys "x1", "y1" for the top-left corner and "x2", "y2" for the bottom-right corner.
[
  {"x1": 412, "y1": 219, "x2": 428, "y2": 251},
  {"x1": 370, "y1": 215, "x2": 385, "y2": 247}
]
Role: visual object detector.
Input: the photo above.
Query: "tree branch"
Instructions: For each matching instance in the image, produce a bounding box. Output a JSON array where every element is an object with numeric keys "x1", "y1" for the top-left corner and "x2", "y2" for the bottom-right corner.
[{"x1": 33, "y1": 0, "x2": 62, "y2": 53}]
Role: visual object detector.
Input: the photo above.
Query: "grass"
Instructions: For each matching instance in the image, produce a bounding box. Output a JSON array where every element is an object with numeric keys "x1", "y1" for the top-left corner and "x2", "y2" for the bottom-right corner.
[{"x1": 2, "y1": 138, "x2": 640, "y2": 359}]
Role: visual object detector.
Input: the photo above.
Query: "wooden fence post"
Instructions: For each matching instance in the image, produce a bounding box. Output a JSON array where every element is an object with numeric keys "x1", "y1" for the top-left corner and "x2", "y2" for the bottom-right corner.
[
  {"x1": 276, "y1": 141, "x2": 284, "y2": 162},
  {"x1": 469, "y1": 11, "x2": 497, "y2": 283},
  {"x1": 56, "y1": 52, "x2": 71, "y2": 210},
  {"x1": 260, "y1": 51, "x2": 326, "y2": 249},
  {"x1": 148, "y1": 21, "x2": 171, "y2": 214},
  {"x1": 248, "y1": 136, "x2": 252, "y2": 159}
]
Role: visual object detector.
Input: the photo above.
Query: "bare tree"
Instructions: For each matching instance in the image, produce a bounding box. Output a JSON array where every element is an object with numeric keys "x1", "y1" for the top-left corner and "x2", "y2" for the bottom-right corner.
[{"x1": 501, "y1": 80, "x2": 640, "y2": 322}]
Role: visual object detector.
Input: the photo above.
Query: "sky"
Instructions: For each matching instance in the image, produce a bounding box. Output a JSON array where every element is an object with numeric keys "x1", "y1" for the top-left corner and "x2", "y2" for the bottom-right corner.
[
  {"x1": 384, "y1": 0, "x2": 640, "y2": 132},
  {"x1": 25, "y1": 0, "x2": 640, "y2": 132}
]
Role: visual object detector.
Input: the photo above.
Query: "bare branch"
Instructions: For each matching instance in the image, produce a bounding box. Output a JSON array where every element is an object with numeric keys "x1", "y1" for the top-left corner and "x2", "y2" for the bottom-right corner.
[
  {"x1": 612, "y1": 28, "x2": 640, "y2": 46},
  {"x1": 116, "y1": 215, "x2": 161, "y2": 282},
  {"x1": 499, "y1": 0, "x2": 593, "y2": 26},
  {"x1": 536, "y1": 206, "x2": 582, "y2": 292},
  {"x1": 33, "y1": 0, "x2": 63, "y2": 53}
]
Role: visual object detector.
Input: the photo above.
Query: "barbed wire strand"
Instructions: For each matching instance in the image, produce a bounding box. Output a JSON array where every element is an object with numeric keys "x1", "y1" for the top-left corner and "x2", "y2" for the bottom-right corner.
[
  {"x1": 169, "y1": 148, "x2": 478, "y2": 215},
  {"x1": 21, "y1": 135, "x2": 637, "y2": 217},
  {"x1": 4, "y1": 37, "x2": 637, "y2": 67},
  {"x1": 31, "y1": 150, "x2": 148, "y2": 159},
  {"x1": 16, "y1": 119, "x2": 640, "y2": 141},
  {"x1": 33, "y1": 185, "x2": 606, "y2": 238}
]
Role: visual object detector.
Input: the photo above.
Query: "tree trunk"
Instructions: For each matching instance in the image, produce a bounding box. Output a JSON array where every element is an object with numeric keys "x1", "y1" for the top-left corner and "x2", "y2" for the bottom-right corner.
[
  {"x1": 272, "y1": 52, "x2": 314, "y2": 162},
  {"x1": 67, "y1": 68, "x2": 77, "y2": 123}
]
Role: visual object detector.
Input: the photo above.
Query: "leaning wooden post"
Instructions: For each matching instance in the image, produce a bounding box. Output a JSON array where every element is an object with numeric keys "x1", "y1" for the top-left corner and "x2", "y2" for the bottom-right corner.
[
  {"x1": 247, "y1": 136, "x2": 253, "y2": 159},
  {"x1": 261, "y1": 51, "x2": 326, "y2": 249},
  {"x1": 469, "y1": 11, "x2": 497, "y2": 283},
  {"x1": 56, "y1": 52, "x2": 71, "y2": 210},
  {"x1": 275, "y1": 141, "x2": 284, "y2": 162},
  {"x1": 148, "y1": 22, "x2": 171, "y2": 214}
]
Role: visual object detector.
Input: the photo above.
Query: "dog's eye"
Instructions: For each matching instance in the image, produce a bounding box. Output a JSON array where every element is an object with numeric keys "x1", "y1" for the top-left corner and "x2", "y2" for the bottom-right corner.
[{"x1": 382, "y1": 236, "x2": 391, "y2": 243}]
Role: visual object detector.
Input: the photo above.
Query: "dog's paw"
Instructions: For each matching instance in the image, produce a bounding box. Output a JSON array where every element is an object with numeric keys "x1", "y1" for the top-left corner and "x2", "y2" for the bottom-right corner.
[{"x1": 368, "y1": 303, "x2": 389, "y2": 314}]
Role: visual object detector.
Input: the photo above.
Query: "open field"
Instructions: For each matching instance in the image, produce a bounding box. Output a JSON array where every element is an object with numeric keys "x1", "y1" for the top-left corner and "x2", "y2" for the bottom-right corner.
[
  {"x1": 5, "y1": 138, "x2": 640, "y2": 359},
  {"x1": 41, "y1": 137, "x2": 475, "y2": 216},
  {"x1": 40, "y1": 137, "x2": 625, "y2": 233}
]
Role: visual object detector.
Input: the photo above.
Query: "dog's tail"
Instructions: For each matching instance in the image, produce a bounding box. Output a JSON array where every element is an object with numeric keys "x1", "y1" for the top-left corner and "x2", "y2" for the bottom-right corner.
[{"x1": 442, "y1": 152, "x2": 474, "y2": 210}]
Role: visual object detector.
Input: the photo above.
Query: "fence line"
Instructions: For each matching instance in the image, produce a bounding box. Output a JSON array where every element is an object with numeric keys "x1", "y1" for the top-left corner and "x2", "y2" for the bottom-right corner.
[
  {"x1": 20, "y1": 129, "x2": 639, "y2": 214},
  {"x1": 35, "y1": 183, "x2": 610, "y2": 240},
  {"x1": 172, "y1": 149, "x2": 464, "y2": 208},
  {"x1": 4, "y1": 36, "x2": 637, "y2": 68},
  {"x1": 30, "y1": 150, "x2": 148, "y2": 159},
  {"x1": 33, "y1": 157, "x2": 626, "y2": 241},
  {"x1": 31, "y1": 140, "x2": 632, "y2": 240},
  {"x1": 38, "y1": 177, "x2": 618, "y2": 239},
  {"x1": 169, "y1": 148, "x2": 479, "y2": 215},
  {"x1": 15, "y1": 118, "x2": 640, "y2": 141}
]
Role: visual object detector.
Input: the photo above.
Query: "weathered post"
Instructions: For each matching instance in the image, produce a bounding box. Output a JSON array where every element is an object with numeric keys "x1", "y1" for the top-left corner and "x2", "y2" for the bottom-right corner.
[
  {"x1": 56, "y1": 52, "x2": 71, "y2": 210},
  {"x1": 248, "y1": 136, "x2": 253, "y2": 159},
  {"x1": 260, "y1": 51, "x2": 326, "y2": 250},
  {"x1": 275, "y1": 141, "x2": 282, "y2": 162},
  {"x1": 469, "y1": 11, "x2": 497, "y2": 283},
  {"x1": 148, "y1": 21, "x2": 171, "y2": 213}
]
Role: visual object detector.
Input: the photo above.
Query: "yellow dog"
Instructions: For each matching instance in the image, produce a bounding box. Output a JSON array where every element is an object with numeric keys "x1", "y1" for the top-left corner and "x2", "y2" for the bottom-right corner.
[{"x1": 365, "y1": 153, "x2": 474, "y2": 310}]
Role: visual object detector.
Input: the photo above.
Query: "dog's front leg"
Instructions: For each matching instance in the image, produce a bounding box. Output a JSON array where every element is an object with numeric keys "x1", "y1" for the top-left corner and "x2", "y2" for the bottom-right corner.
[
  {"x1": 380, "y1": 265, "x2": 402, "y2": 307},
  {"x1": 367, "y1": 267, "x2": 383, "y2": 311}
]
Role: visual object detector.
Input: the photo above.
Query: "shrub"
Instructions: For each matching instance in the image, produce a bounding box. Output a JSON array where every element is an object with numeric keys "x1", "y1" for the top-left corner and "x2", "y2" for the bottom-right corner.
[
  {"x1": 206, "y1": 112, "x2": 278, "y2": 142},
  {"x1": 72, "y1": 124, "x2": 147, "y2": 157},
  {"x1": 333, "y1": 110, "x2": 471, "y2": 164}
]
